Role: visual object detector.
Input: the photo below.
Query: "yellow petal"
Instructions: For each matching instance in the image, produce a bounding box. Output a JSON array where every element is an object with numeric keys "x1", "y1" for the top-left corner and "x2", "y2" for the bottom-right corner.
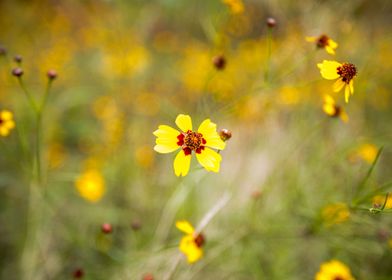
[
  {"x1": 153, "y1": 125, "x2": 179, "y2": 138},
  {"x1": 328, "y1": 38, "x2": 338, "y2": 49},
  {"x1": 176, "y1": 220, "x2": 195, "y2": 234},
  {"x1": 174, "y1": 150, "x2": 191, "y2": 176},
  {"x1": 5, "y1": 120, "x2": 15, "y2": 129},
  {"x1": 0, "y1": 127, "x2": 9, "y2": 136},
  {"x1": 154, "y1": 144, "x2": 179, "y2": 154},
  {"x1": 305, "y1": 36, "x2": 317, "y2": 42},
  {"x1": 340, "y1": 111, "x2": 349, "y2": 123},
  {"x1": 349, "y1": 80, "x2": 354, "y2": 95},
  {"x1": 325, "y1": 45, "x2": 335, "y2": 55},
  {"x1": 175, "y1": 114, "x2": 192, "y2": 132},
  {"x1": 333, "y1": 79, "x2": 345, "y2": 93},
  {"x1": 323, "y1": 94, "x2": 335, "y2": 105},
  {"x1": 323, "y1": 104, "x2": 336, "y2": 116},
  {"x1": 197, "y1": 119, "x2": 226, "y2": 150},
  {"x1": 153, "y1": 125, "x2": 180, "y2": 153},
  {"x1": 344, "y1": 85, "x2": 350, "y2": 103},
  {"x1": 0, "y1": 110, "x2": 13, "y2": 121},
  {"x1": 317, "y1": 60, "x2": 341, "y2": 80},
  {"x1": 179, "y1": 235, "x2": 203, "y2": 264},
  {"x1": 196, "y1": 147, "x2": 222, "y2": 172}
]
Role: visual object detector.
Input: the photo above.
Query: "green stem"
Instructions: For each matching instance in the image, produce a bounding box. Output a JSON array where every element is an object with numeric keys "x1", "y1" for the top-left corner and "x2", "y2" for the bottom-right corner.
[{"x1": 17, "y1": 78, "x2": 38, "y2": 114}]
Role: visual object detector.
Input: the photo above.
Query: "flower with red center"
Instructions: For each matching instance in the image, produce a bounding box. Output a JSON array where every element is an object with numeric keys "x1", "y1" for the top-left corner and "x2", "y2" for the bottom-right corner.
[
  {"x1": 306, "y1": 34, "x2": 338, "y2": 55},
  {"x1": 153, "y1": 114, "x2": 226, "y2": 176},
  {"x1": 317, "y1": 60, "x2": 357, "y2": 103},
  {"x1": 176, "y1": 220, "x2": 205, "y2": 264},
  {"x1": 322, "y1": 94, "x2": 348, "y2": 123},
  {"x1": 0, "y1": 110, "x2": 16, "y2": 137},
  {"x1": 315, "y1": 260, "x2": 355, "y2": 280}
]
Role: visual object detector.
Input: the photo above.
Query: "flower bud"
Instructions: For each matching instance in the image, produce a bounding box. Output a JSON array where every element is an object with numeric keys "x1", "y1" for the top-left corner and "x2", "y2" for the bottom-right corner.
[
  {"x1": 266, "y1": 17, "x2": 277, "y2": 28},
  {"x1": 212, "y1": 55, "x2": 226, "y2": 70},
  {"x1": 0, "y1": 46, "x2": 6, "y2": 56},
  {"x1": 219, "y1": 129, "x2": 232, "y2": 141},
  {"x1": 73, "y1": 268, "x2": 84, "y2": 278},
  {"x1": 131, "y1": 220, "x2": 142, "y2": 231},
  {"x1": 101, "y1": 223, "x2": 113, "y2": 234},
  {"x1": 14, "y1": 55, "x2": 22, "y2": 63},
  {"x1": 47, "y1": 69, "x2": 58, "y2": 80},
  {"x1": 142, "y1": 273, "x2": 154, "y2": 280},
  {"x1": 12, "y1": 68, "x2": 23, "y2": 77}
]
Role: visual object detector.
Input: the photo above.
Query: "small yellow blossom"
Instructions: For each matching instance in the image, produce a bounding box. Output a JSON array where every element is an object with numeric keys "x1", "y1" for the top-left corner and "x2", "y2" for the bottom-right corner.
[
  {"x1": 0, "y1": 110, "x2": 15, "y2": 137},
  {"x1": 306, "y1": 34, "x2": 338, "y2": 55},
  {"x1": 315, "y1": 260, "x2": 355, "y2": 280},
  {"x1": 222, "y1": 0, "x2": 244, "y2": 14},
  {"x1": 75, "y1": 169, "x2": 105, "y2": 203},
  {"x1": 317, "y1": 60, "x2": 357, "y2": 103},
  {"x1": 322, "y1": 94, "x2": 348, "y2": 122},
  {"x1": 176, "y1": 220, "x2": 204, "y2": 264},
  {"x1": 153, "y1": 114, "x2": 226, "y2": 177},
  {"x1": 372, "y1": 195, "x2": 392, "y2": 209},
  {"x1": 322, "y1": 203, "x2": 350, "y2": 226},
  {"x1": 351, "y1": 143, "x2": 378, "y2": 164}
]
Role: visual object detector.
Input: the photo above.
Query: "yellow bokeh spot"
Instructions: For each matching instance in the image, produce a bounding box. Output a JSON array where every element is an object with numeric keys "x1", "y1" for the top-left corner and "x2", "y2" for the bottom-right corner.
[
  {"x1": 75, "y1": 169, "x2": 106, "y2": 203},
  {"x1": 322, "y1": 203, "x2": 350, "y2": 227}
]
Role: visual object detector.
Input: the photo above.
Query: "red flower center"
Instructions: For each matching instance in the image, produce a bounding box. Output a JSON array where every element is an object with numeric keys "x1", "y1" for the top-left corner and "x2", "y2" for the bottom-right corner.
[
  {"x1": 177, "y1": 130, "x2": 207, "y2": 155},
  {"x1": 317, "y1": 34, "x2": 330, "y2": 48},
  {"x1": 194, "y1": 233, "x2": 205, "y2": 248},
  {"x1": 0, "y1": 118, "x2": 3, "y2": 125},
  {"x1": 337, "y1": 63, "x2": 357, "y2": 84}
]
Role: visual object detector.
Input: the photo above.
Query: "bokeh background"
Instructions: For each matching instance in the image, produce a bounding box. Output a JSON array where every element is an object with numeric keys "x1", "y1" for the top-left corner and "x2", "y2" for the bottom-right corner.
[{"x1": 1, "y1": 0, "x2": 392, "y2": 279}]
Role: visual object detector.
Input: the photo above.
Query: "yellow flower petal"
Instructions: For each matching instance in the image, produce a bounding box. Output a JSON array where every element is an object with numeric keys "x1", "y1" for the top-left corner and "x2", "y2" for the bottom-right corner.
[
  {"x1": 317, "y1": 60, "x2": 341, "y2": 80},
  {"x1": 340, "y1": 111, "x2": 349, "y2": 123},
  {"x1": 175, "y1": 114, "x2": 192, "y2": 132},
  {"x1": 179, "y1": 235, "x2": 203, "y2": 264},
  {"x1": 153, "y1": 125, "x2": 180, "y2": 153},
  {"x1": 328, "y1": 38, "x2": 338, "y2": 49},
  {"x1": 305, "y1": 36, "x2": 317, "y2": 42},
  {"x1": 333, "y1": 79, "x2": 345, "y2": 92},
  {"x1": 197, "y1": 119, "x2": 226, "y2": 150},
  {"x1": 325, "y1": 45, "x2": 335, "y2": 55},
  {"x1": 196, "y1": 147, "x2": 222, "y2": 172},
  {"x1": 5, "y1": 120, "x2": 15, "y2": 130},
  {"x1": 345, "y1": 85, "x2": 350, "y2": 103},
  {"x1": 174, "y1": 150, "x2": 191, "y2": 177},
  {"x1": 349, "y1": 80, "x2": 354, "y2": 95},
  {"x1": 153, "y1": 125, "x2": 179, "y2": 138},
  {"x1": 323, "y1": 104, "x2": 336, "y2": 116},
  {"x1": 176, "y1": 220, "x2": 195, "y2": 234},
  {"x1": 0, "y1": 110, "x2": 13, "y2": 121},
  {"x1": 0, "y1": 127, "x2": 9, "y2": 136}
]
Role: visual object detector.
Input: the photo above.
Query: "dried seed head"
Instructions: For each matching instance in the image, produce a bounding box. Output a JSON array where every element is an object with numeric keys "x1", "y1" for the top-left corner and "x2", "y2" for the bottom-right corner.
[
  {"x1": 101, "y1": 223, "x2": 113, "y2": 234},
  {"x1": 73, "y1": 268, "x2": 84, "y2": 278},
  {"x1": 337, "y1": 63, "x2": 357, "y2": 84},
  {"x1": 219, "y1": 129, "x2": 232, "y2": 141},
  {"x1": 12, "y1": 68, "x2": 23, "y2": 77},
  {"x1": 212, "y1": 55, "x2": 226, "y2": 70},
  {"x1": 14, "y1": 55, "x2": 22, "y2": 63},
  {"x1": 47, "y1": 69, "x2": 58, "y2": 80},
  {"x1": 194, "y1": 233, "x2": 205, "y2": 248},
  {"x1": 266, "y1": 17, "x2": 277, "y2": 28}
]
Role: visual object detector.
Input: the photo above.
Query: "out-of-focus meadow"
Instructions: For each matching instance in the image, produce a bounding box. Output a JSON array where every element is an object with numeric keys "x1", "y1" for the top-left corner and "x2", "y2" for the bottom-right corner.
[{"x1": 1, "y1": 0, "x2": 392, "y2": 279}]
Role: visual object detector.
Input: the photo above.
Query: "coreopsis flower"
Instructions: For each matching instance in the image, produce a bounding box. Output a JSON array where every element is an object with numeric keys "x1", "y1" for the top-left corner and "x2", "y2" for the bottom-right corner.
[
  {"x1": 0, "y1": 110, "x2": 16, "y2": 137},
  {"x1": 322, "y1": 94, "x2": 348, "y2": 122},
  {"x1": 75, "y1": 169, "x2": 105, "y2": 202},
  {"x1": 176, "y1": 220, "x2": 204, "y2": 264},
  {"x1": 315, "y1": 260, "x2": 355, "y2": 280},
  {"x1": 306, "y1": 34, "x2": 338, "y2": 55},
  {"x1": 222, "y1": 0, "x2": 244, "y2": 14},
  {"x1": 317, "y1": 60, "x2": 357, "y2": 103},
  {"x1": 322, "y1": 203, "x2": 350, "y2": 227},
  {"x1": 153, "y1": 114, "x2": 226, "y2": 177},
  {"x1": 349, "y1": 143, "x2": 378, "y2": 164}
]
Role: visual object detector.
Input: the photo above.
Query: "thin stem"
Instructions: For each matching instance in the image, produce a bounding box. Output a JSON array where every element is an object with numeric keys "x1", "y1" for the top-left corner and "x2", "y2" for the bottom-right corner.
[
  {"x1": 162, "y1": 254, "x2": 182, "y2": 280},
  {"x1": 17, "y1": 78, "x2": 38, "y2": 113}
]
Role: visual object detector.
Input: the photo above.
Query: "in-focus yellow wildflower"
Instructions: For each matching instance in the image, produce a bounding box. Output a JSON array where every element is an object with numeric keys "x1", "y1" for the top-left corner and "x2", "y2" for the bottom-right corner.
[
  {"x1": 322, "y1": 203, "x2": 350, "y2": 226},
  {"x1": 222, "y1": 0, "x2": 244, "y2": 14},
  {"x1": 153, "y1": 114, "x2": 226, "y2": 177},
  {"x1": 350, "y1": 143, "x2": 378, "y2": 164},
  {"x1": 372, "y1": 195, "x2": 392, "y2": 209},
  {"x1": 317, "y1": 60, "x2": 357, "y2": 103},
  {"x1": 176, "y1": 220, "x2": 204, "y2": 264},
  {"x1": 306, "y1": 34, "x2": 338, "y2": 55},
  {"x1": 322, "y1": 94, "x2": 348, "y2": 122},
  {"x1": 75, "y1": 169, "x2": 105, "y2": 203},
  {"x1": 315, "y1": 260, "x2": 355, "y2": 280},
  {"x1": 0, "y1": 110, "x2": 15, "y2": 137}
]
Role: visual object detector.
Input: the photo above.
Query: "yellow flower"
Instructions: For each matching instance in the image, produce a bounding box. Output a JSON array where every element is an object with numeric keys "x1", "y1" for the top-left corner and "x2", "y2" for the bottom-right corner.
[
  {"x1": 322, "y1": 94, "x2": 348, "y2": 123},
  {"x1": 315, "y1": 260, "x2": 355, "y2": 280},
  {"x1": 176, "y1": 220, "x2": 204, "y2": 264},
  {"x1": 222, "y1": 0, "x2": 244, "y2": 14},
  {"x1": 317, "y1": 60, "x2": 357, "y2": 103},
  {"x1": 352, "y1": 143, "x2": 378, "y2": 164},
  {"x1": 153, "y1": 114, "x2": 226, "y2": 177},
  {"x1": 372, "y1": 195, "x2": 392, "y2": 209},
  {"x1": 306, "y1": 34, "x2": 338, "y2": 55},
  {"x1": 0, "y1": 110, "x2": 15, "y2": 137},
  {"x1": 75, "y1": 169, "x2": 105, "y2": 203},
  {"x1": 322, "y1": 203, "x2": 350, "y2": 227}
]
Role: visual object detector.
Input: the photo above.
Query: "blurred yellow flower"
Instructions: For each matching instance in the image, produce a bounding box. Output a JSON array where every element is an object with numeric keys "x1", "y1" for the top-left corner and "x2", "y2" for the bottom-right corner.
[
  {"x1": 317, "y1": 60, "x2": 357, "y2": 103},
  {"x1": 351, "y1": 143, "x2": 378, "y2": 164},
  {"x1": 322, "y1": 203, "x2": 350, "y2": 226},
  {"x1": 0, "y1": 110, "x2": 15, "y2": 137},
  {"x1": 176, "y1": 220, "x2": 204, "y2": 264},
  {"x1": 222, "y1": 0, "x2": 244, "y2": 14},
  {"x1": 306, "y1": 34, "x2": 338, "y2": 55},
  {"x1": 315, "y1": 260, "x2": 355, "y2": 280},
  {"x1": 75, "y1": 169, "x2": 105, "y2": 203},
  {"x1": 372, "y1": 195, "x2": 392, "y2": 209},
  {"x1": 388, "y1": 238, "x2": 392, "y2": 249},
  {"x1": 135, "y1": 145, "x2": 155, "y2": 169},
  {"x1": 153, "y1": 114, "x2": 226, "y2": 177},
  {"x1": 322, "y1": 94, "x2": 348, "y2": 123}
]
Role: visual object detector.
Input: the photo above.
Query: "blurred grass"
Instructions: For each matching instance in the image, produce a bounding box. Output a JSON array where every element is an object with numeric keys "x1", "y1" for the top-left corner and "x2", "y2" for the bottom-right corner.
[{"x1": 0, "y1": 0, "x2": 392, "y2": 279}]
